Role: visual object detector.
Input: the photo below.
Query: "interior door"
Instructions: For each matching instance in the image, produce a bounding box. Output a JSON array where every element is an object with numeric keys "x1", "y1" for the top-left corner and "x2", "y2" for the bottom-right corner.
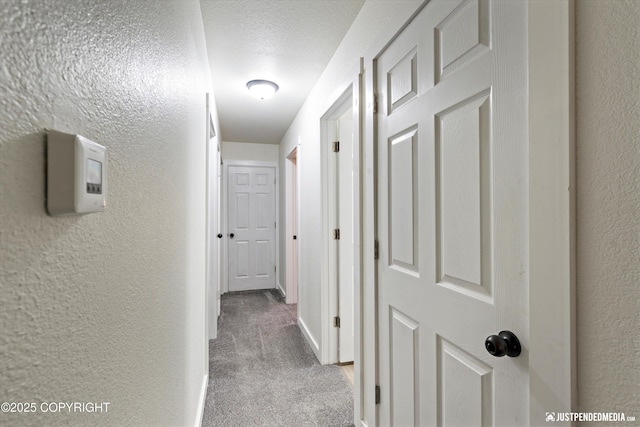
[
  {"x1": 338, "y1": 108, "x2": 354, "y2": 363},
  {"x1": 376, "y1": 0, "x2": 529, "y2": 425},
  {"x1": 228, "y1": 165, "x2": 276, "y2": 292}
]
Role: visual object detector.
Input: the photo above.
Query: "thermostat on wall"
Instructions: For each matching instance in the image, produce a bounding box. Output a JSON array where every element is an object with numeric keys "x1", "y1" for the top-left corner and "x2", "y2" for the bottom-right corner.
[{"x1": 47, "y1": 130, "x2": 107, "y2": 216}]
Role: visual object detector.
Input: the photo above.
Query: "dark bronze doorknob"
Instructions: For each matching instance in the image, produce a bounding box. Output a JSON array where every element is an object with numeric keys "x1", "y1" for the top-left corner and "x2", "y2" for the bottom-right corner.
[
  {"x1": 229, "y1": 233, "x2": 235, "y2": 239},
  {"x1": 485, "y1": 330, "x2": 521, "y2": 357},
  {"x1": 217, "y1": 233, "x2": 223, "y2": 239}
]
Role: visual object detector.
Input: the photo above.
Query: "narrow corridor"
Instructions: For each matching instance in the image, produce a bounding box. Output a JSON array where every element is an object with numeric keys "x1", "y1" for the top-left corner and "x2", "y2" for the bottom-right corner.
[{"x1": 202, "y1": 290, "x2": 353, "y2": 427}]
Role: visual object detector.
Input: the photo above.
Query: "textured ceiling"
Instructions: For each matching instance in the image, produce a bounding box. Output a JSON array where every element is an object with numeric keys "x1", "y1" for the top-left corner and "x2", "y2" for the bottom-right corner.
[{"x1": 200, "y1": 0, "x2": 365, "y2": 144}]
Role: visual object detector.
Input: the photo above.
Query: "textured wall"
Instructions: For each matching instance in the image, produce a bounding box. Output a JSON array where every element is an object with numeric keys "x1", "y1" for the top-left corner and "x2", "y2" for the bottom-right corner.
[
  {"x1": 575, "y1": 0, "x2": 640, "y2": 418},
  {"x1": 0, "y1": 1, "x2": 213, "y2": 425}
]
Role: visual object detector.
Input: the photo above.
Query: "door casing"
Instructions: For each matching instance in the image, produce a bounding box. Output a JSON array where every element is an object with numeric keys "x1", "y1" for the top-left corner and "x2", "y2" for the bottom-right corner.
[
  {"x1": 320, "y1": 60, "x2": 363, "y2": 366},
  {"x1": 285, "y1": 147, "x2": 299, "y2": 303}
]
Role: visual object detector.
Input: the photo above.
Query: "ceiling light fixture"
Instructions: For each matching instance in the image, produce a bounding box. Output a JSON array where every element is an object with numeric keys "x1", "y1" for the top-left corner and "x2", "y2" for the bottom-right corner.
[{"x1": 246, "y1": 79, "x2": 279, "y2": 100}]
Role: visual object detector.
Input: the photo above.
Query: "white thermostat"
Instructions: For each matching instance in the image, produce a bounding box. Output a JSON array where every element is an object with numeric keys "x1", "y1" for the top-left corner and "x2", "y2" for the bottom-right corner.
[{"x1": 47, "y1": 130, "x2": 108, "y2": 216}]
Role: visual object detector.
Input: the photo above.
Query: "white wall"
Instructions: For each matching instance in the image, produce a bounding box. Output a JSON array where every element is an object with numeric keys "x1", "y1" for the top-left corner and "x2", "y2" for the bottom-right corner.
[
  {"x1": 222, "y1": 141, "x2": 279, "y2": 163},
  {"x1": 575, "y1": 1, "x2": 640, "y2": 418},
  {"x1": 278, "y1": 0, "x2": 421, "y2": 358},
  {"x1": 0, "y1": 1, "x2": 215, "y2": 426}
]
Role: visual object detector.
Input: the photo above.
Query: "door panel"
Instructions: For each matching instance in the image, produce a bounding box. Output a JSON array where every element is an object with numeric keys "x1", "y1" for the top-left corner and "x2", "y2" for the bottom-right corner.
[
  {"x1": 390, "y1": 307, "x2": 419, "y2": 427},
  {"x1": 376, "y1": 1, "x2": 528, "y2": 425},
  {"x1": 436, "y1": 92, "x2": 492, "y2": 301},
  {"x1": 389, "y1": 127, "x2": 419, "y2": 273},
  {"x1": 438, "y1": 337, "x2": 493, "y2": 426},
  {"x1": 228, "y1": 166, "x2": 276, "y2": 291}
]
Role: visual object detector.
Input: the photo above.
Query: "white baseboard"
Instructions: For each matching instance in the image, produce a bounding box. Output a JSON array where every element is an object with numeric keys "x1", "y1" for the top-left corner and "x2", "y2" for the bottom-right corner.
[
  {"x1": 195, "y1": 373, "x2": 208, "y2": 427},
  {"x1": 298, "y1": 316, "x2": 321, "y2": 362},
  {"x1": 277, "y1": 280, "x2": 286, "y2": 299}
]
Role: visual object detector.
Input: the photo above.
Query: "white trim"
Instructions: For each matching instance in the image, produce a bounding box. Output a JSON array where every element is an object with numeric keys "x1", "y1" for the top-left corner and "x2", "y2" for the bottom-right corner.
[
  {"x1": 222, "y1": 160, "x2": 279, "y2": 293},
  {"x1": 194, "y1": 373, "x2": 208, "y2": 427},
  {"x1": 528, "y1": 0, "x2": 576, "y2": 422},
  {"x1": 205, "y1": 93, "x2": 217, "y2": 342},
  {"x1": 298, "y1": 316, "x2": 321, "y2": 361},
  {"x1": 277, "y1": 280, "x2": 286, "y2": 299},
  {"x1": 319, "y1": 61, "x2": 363, "y2": 366},
  {"x1": 285, "y1": 146, "x2": 299, "y2": 304},
  {"x1": 352, "y1": 59, "x2": 365, "y2": 427}
]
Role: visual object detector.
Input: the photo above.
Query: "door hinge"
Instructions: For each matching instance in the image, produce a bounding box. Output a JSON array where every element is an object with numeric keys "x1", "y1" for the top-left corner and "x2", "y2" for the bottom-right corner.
[
  {"x1": 374, "y1": 239, "x2": 379, "y2": 260},
  {"x1": 373, "y1": 93, "x2": 379, "y2": 114},
  {"x1": 332, "y1": 140, "x2": 340, "y2": 153},
  {"x1": 333, "y1": 316, "x2": 341, "y2": 328},
  {"x1": 333, "y1": 228, "x2": 340, "y2": 240},
  {"x1": 375, "y1": 385, "x2": 381, "y2": 404}
]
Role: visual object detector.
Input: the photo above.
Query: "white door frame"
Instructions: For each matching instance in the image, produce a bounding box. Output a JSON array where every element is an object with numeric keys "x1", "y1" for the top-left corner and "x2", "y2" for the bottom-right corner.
[
  {"x1": 221, "y1": 160, "x2": 279, "y2": 295},
  {"x1": 357, "y1": 1, "x2": 575, "y2": 426},
  {"x1": 320, "y1": 60, "x2": 363, "y2": 365},
  {"x1": 285, "y1": 147, "x2": 299, "y2": 303},
  {"x1": 205, "y1": 92, "x2": 218, "y2": 342}
]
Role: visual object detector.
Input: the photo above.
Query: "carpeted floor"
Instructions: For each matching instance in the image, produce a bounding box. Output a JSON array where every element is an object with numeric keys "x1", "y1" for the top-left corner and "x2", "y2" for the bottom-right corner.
[{"x1": 201, "y1": 289, "x2": 354, "y2": 427}]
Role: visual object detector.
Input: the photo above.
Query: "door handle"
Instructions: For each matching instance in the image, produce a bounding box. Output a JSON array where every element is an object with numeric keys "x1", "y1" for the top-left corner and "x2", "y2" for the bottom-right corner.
[
  {"x1": 229, "y1": 233, "x2": 235, "y2": 239},
  {"x1": 217, "y1": 233, "x2": 223, "y2": 239},
  {"x1": 293, "y1": 235, "x2": 297, "y2": 240},
  {"x1": 485, "y1": 330, "x2": 521, "y2": 357}
]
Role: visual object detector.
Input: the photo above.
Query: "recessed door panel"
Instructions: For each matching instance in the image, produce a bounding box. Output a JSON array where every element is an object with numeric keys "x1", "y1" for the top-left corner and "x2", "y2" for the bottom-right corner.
[
  {"x1": 388, "y1": 47, "x2": 418, "y2": 113},
  {"x1": 256, "y1": 193, "x2": 270, "y2": 229},
  {"x1": 235, "y1": 193, "x2": 249, "y2": 230},
  {"x1": 435, "y1": 91, "x2": 492, "y2": 301},
  {"x1": 255, "y1": 240, "x2": 270, "y2": 277},
  {"x1": 389, "y1": 127, "x2": 419, "y2": 274},
  {"x1": 435, "y1": 0, "x2": 490, "y2": 82},
  {"x1": 256, "y1": 173, "x2": 268, "y2": 186},
  {"x1": 438, "y1": 337, "x2": 493, "y2": 427},
  {"x1": 390, "y1": 307, "x2": 420, "y2": 427},
  {"x1": 235, "y1": 241, "x2": 249, "y2": 278}
]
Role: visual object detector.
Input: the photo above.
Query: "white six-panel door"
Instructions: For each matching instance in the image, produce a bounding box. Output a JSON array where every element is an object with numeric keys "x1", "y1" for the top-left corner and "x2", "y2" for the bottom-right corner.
[
  {"x1": 376, "y1": 0, "x2": 529, "y2": 425},
  {"x1": 228, "y1": 166, "x2": 276, "y2": 292}
]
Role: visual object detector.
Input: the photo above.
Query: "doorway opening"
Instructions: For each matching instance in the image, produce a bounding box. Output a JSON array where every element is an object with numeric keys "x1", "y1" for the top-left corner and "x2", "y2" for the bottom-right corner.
[{"x1": 320, "y1": 76, "x2": 362, "y2": 365}]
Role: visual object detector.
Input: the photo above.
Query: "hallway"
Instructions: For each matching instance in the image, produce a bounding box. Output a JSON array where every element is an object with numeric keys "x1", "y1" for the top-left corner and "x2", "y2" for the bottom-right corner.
[
  {"x1": 202, "y1": 290, "x2": 353, "y2": 427},
  {"x1": 1, "y1": 1, "x2": 639, "y2": 426}
]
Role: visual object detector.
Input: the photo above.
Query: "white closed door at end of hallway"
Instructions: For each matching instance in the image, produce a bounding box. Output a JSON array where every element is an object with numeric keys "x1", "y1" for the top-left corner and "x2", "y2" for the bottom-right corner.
[{"x1": 228, "y1": 166, "x2": 276, "y2": 292}]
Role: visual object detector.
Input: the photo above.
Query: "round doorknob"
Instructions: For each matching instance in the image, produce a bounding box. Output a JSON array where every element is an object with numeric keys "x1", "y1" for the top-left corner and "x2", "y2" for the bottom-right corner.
[
  {"x1": 229, "y1": 233, "x2": 235, "y2": 239},
  {"x1": 217, "y1": 233, "x2": 223, "y2": 239},
  {"x1": 485, "y1": 330, "x2": 521, "y2": 357}
]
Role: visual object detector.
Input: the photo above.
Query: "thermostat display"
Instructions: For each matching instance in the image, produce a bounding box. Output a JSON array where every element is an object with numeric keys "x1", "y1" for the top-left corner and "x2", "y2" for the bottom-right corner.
[
  {"x1": 47, "y1": 130, "x2": 108, "y2": 216},
  {"x1": 87, "y1": 159, "x2": 102, "y2": 184},
  {"x1": 86, "y1": 159, "x2": 103, "y2": 194}
]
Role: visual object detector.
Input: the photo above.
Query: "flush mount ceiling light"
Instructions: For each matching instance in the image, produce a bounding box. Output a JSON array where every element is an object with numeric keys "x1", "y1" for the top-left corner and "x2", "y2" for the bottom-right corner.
[{"x1": 246, "y1": 79, "x2": 279, "y2": 100}]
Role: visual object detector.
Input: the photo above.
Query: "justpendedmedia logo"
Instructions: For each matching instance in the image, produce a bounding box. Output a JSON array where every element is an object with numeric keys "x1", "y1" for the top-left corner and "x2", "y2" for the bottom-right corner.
[{"x1": 545, "y1": 412, "x2": 635, "y2": 422}]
